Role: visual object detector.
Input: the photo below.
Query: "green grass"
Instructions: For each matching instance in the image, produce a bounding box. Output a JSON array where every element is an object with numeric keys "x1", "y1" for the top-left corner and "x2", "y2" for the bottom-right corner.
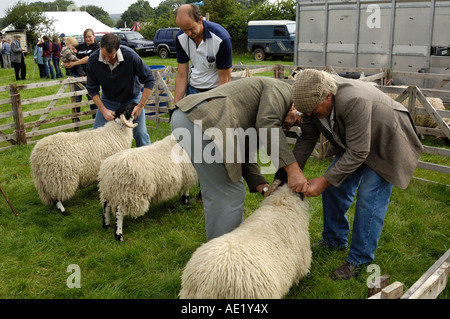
[{"x1": 0, "y1": 53, "x2": 449, "y2": 300}]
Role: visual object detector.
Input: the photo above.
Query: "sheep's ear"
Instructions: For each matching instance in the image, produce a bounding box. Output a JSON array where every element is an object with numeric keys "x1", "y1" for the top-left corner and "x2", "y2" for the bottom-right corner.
[{"x1": 120, "y1": 114, "x2": 138, "y2": 128}]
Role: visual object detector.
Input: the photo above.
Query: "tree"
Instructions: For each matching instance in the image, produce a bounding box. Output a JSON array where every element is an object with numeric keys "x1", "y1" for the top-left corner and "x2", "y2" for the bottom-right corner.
[
  {"x1": 82, "y1": 5, "x2": 115, "y2": 27},
  {"x1": 120, "y1": 0, "x2": 156, "y2": 28},
  {"x1": 4, "y1": 1, "x2": 54, "y2": 46},
  {"x1": 32, "y1": 0, "x2": 75, "y2": 11},
  {"x1": 248, "y1": 0, "x2": 296, "y2": 21}
]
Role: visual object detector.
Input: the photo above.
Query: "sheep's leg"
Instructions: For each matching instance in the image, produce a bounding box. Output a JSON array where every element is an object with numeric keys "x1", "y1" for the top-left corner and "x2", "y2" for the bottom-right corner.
[
  {"x1": 102, "y1": 201, "x2": 111, "y2": 229},
  {"x1": 114, "y1": 205, "x2": 124, "y2": 242},
  {"x1": 53, "y1": 200, "x2": 69, "y2": 216},
  {"x1": 179, "y1": 189, "x2": 190, "y2": 205}
]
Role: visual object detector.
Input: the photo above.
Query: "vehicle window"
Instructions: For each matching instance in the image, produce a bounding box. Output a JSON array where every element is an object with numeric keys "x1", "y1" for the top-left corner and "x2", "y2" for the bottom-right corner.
[
  {"x1": 286, "y1": 23, "x2": 296, "y2": 34},
  {"x1": 126, "y1": 32, "x2": 144, "y2": 41},
  {"x1": 117, "y1": 33, "x2": 125, "y2": 40},
  {"x1": 172, "y1": 30, "x2": 178, "y2": 39},
  {"x1": 274, "y1": 26, "x2": 288, "y2": 37}
]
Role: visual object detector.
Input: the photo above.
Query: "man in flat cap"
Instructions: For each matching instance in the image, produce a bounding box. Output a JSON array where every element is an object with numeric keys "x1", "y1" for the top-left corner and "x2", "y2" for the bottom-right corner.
[{"x1": 282, "y1": 69, "x2": 423, "y2": 280}]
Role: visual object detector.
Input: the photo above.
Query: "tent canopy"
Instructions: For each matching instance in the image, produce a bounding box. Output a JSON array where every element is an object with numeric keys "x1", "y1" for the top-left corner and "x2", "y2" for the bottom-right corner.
[{"x1": 1, "y1": 11, "x2": 115, "y2": 36}]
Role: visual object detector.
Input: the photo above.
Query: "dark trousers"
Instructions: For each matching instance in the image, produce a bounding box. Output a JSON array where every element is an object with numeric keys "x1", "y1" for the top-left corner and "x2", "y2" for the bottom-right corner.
[
  {"x1": 13, "y1": 57, "x2": 26, "y2": 80},
  {"x1": 38, "y1": 63, "x2": 45, "y2": 78}
]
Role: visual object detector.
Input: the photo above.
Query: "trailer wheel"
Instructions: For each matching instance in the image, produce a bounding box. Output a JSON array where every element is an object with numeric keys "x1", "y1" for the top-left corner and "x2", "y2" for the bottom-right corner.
[{"x1": 253, "y1": 48, "x2": 266, "y2": 61}]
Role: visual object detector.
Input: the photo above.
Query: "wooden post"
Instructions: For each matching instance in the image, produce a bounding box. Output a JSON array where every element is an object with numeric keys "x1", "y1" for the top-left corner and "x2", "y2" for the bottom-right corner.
[
  {"x1": 70, "y1": 82, "x2": 79, "y2": 131},
  {"x1": 380, "y1": 281, "x2": 404, "y2": 299},
  {"x1": 367, "y1": 274, "x2": 391, "y2": 298},
  {"x1": 274, "y1": 64, "x2": 285, "y2": 79},
  {"x1": 10, "y1": 83, "x2": 27, "y2": 145}
]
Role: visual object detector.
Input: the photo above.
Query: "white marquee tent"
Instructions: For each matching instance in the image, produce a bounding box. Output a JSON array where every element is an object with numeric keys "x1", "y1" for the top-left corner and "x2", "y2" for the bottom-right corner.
[{"x1": 1, "y1": 11, "x2": 115, "y2": 36}]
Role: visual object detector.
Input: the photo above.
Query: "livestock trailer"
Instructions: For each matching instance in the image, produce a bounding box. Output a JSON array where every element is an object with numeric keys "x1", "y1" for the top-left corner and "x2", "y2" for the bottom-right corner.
[{"x1": 294, "y1": 0, "x2": 450, "y2": 87}]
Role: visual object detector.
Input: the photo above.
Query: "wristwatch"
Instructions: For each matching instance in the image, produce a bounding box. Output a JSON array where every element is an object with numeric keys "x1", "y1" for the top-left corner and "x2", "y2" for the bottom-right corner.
[{"x1": 261, "y1": 186, "x2": 269, "y2": 196}]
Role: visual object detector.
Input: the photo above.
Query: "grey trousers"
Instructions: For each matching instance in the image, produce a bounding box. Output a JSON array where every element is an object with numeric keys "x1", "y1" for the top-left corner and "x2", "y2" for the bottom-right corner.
[{"x1": 171, "y1": 108, "x2": 245, "y2": 241}]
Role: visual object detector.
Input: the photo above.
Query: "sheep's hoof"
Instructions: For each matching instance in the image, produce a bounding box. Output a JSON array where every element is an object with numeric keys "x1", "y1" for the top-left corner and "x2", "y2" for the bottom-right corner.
[
  {"x1": 102, "y1": 224, "x2": 110, "y2": 230},
  {"x1": 115, "y1": 233, "x2": 124, "y2": 242},
  {"x1": 179, "y1": 195, "x2": 190, "y2": 205},
  {"x1": 54, "y1": 201, "x2": 69, "y2": 216}
]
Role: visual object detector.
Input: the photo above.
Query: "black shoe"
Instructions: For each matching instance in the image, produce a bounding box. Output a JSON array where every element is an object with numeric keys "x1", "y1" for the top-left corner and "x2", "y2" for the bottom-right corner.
[{"x1": 331, "y1": 262, "x2": 361, "y2": 280}]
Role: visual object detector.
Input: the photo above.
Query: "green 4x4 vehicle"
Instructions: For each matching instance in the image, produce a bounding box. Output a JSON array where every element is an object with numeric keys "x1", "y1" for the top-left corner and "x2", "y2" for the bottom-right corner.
[{"x1": 247, "y1": 20, "x2": 296, "y2": 61}]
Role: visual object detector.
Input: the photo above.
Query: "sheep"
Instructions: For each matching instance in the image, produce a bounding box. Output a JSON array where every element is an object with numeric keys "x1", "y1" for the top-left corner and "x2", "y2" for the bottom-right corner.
[
  {"x1": 382, "y1": 86, "x2": 448, "y2": 128},
  {"x1": 179, "y1": 184, "x2": 311, "y2": 299},
  {"x1": 98, "y1": 134, "x2": 197, "y2": 241},
  {"x1": 30, "y1": 103, "x2": 137, "y2": 216}
]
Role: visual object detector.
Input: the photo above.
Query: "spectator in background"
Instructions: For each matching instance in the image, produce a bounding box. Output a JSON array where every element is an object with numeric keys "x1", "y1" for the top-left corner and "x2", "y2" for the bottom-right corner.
[
  {"x1": 10, "y1": 35, "x2": 26, "y2": 80},
  {"x1": 2, "y1": 38, "x2": 12, "y2": 69},
  {"x1": 60, "y1": 37, "x2": 85, "y2": 77},
  {"x1": 34, "y1": 40, "x2": 45, "y2": 78},
  {"x1": 0, "y1": 39, "x2": 4, "y2": 69},
  {"x1": 63, "y1": 28, "x2": 99, "y2": 117},
  {"x1": 60, "y1": 33, "x2": 66, "y2": 48},
  {"x1": 52, "y1": 35, "x2": 63, "y2": 78},
  {"x1": 37, "y1": 35, "x2": 55, "y2": 79}
]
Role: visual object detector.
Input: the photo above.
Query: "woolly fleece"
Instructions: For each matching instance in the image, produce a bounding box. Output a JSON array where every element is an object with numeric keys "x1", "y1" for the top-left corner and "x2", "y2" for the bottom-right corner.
[
  {"x1": 179, "y1": 185, "x2": 311, "y2": 299},
  {"x1": 97, "y1": 134, "x2": 197, "y2": 218},
  {"x1": 30, "y1": 120, "x2": 133, "y2": 205}
]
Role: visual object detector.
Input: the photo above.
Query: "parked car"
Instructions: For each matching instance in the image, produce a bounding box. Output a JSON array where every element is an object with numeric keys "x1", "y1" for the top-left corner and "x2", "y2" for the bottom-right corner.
[
  {"x1": 153, "y1": 27, "x2": 180, "y2": 59},
  {"x1": 112, "y1": 31, "x2": 155, "y2": 56},
  {"x1": 94, "y1": 33, "x2": 105, "y2": 43},
  {"x1": 247, "y1": 20, "x2": 296, "y2": 61}
]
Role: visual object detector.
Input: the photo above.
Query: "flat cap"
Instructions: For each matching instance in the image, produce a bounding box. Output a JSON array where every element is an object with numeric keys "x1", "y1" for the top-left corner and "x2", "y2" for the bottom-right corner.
[{"x1": 292, "y1": 69, "x2": 325, "y2": 114}]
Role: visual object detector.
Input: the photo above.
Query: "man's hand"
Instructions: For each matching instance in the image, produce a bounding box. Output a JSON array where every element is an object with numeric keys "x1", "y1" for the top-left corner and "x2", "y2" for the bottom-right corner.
[
  {"x1": 303, "y1": 176, "x2": 330, "y2": 197},
  {"x1": 284, "y1": 161, "x2": 308, "y2": 194},
  {"x1": 102, "y1": 109, "x2": 115, "y2": 122},
  {"x1": 255, "y1": 183, "x2": 270, "y2": 197},
  {"x1": 131, "y1": 103, "x2": 144, "y2": 119}
]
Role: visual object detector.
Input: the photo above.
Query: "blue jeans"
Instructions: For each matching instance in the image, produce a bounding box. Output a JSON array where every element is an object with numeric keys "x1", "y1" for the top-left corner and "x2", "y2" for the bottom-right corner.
[
  {"x1": 52, "y1": 57, "x2": 63, "y2": 78},
  {"x1": 93, "y1": 93, "x2": 151, "y2": 147},
  {"x1": 186, "y1": 84, "x2": 199, "y2": 96},
  {"x1": 321, "y1": 155, "x2": 393, "y2": 267},
  {"x1": 43, "y1": 57, "x2": 55, "y2": 79}
]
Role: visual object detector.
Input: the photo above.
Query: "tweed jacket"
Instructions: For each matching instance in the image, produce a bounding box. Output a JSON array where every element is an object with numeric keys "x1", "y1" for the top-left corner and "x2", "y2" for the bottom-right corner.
[
  {"x1": 174, "y1": 77, "x2": 296, "y2": 185},
  {"x1": 293, "y1": 75, "x2": 423, "y2": 189},
  {"x1": 10, "y1": 40, "x2": 24, "y2": 64}
]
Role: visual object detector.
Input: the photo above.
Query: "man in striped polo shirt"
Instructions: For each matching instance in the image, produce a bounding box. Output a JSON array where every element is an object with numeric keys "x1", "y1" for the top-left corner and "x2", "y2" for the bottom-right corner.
[
  {"x1": 174, "y1": 4, "x2": 232, "y2": 103},
  {"x1": 174, "y1": 3, "x2": 233, "y2": 203}
]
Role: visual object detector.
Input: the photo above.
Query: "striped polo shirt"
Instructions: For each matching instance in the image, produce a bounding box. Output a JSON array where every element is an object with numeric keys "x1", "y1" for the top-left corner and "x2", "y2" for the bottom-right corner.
[{"x1": 176, "y1": 19, "x2": 232, "y2": 90}]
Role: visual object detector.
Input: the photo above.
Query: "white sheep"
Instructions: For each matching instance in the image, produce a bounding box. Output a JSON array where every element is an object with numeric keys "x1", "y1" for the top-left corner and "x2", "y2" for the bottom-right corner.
[
  {"x1": 383, "y1": 87, "x2": 448, "y2": 128},
  {"x1": 98, "y1": 134, "x2": 197, "y2": 241},
  {"x1": 179, "y1": 185, "x2": 311, "y2": 299},
  {"x1": 30, "y1": 103, "x2": 137, "y2": 215}
]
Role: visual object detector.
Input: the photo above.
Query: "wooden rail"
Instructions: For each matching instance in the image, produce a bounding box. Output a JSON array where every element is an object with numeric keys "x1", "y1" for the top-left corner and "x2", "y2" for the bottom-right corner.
[{"x1": 0, "y1": 65, "x2": 448, "y2": 184}]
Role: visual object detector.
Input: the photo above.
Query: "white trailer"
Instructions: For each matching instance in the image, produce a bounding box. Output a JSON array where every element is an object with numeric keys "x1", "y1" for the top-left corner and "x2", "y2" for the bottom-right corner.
[{"x1": 294, "y1": 0, "x2": 450, "y2": 88}]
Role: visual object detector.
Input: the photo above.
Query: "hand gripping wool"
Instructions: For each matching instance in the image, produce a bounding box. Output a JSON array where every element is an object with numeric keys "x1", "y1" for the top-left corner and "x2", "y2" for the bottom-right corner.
[
  {"x1": 97, "y1": 134, "x2": 197, "y2": 241},
  {"x1": 30, "y1": 106, "x2": 136, "y2": 216},
  {"x1": 179, "y1": 185, "x2": 312, "y2": 299}
]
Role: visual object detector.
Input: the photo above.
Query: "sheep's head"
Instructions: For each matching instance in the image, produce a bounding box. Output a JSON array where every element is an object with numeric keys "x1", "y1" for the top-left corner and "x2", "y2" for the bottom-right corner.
[{"x1": 113, "y1": 103, "x2": 138, "y2": 128}]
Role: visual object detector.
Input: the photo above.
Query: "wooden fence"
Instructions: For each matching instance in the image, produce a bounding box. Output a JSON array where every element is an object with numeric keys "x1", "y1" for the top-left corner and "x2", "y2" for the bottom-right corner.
[{"x1": 0, "y1": 65, "x2": 449, "y2": 184}]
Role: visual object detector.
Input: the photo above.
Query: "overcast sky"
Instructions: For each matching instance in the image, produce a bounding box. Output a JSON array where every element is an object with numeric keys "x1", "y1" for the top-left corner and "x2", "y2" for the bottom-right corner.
[{"x1": 0, "y1": 0, "x2": 165, "y2": 18}]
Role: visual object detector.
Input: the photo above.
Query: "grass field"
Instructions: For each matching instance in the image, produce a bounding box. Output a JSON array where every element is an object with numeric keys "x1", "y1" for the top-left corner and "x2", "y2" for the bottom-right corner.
[{"x1": 0, "y1": 52, "x2": 449, "y2": 301}]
